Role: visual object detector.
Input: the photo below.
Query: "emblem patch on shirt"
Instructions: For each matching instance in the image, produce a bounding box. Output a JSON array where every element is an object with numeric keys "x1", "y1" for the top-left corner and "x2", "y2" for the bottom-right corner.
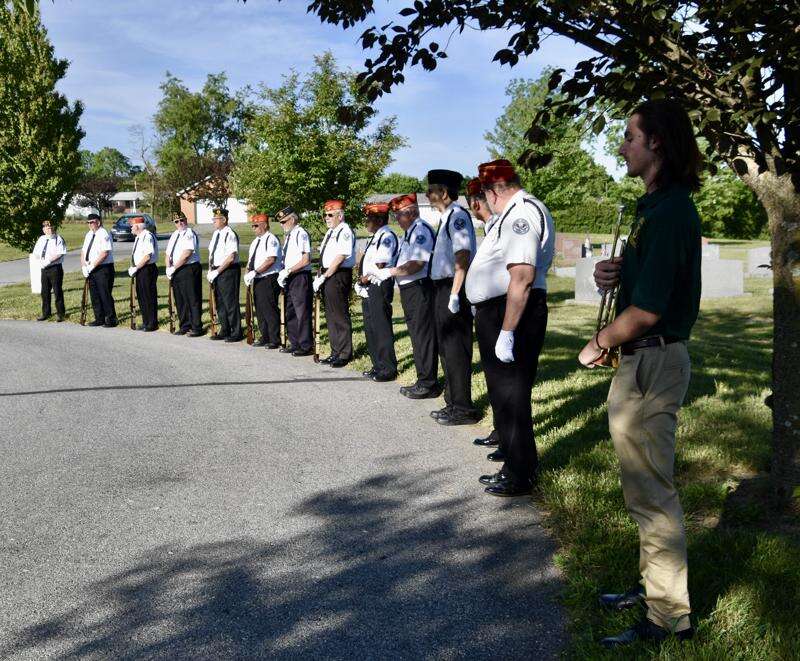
[
  {"x1": 416, "y1": 234, "x2": 426, "y2": 244},
  {"x1": 512, "y1": 219, "x2": 530, "y2": 235},
  {"x1": 382, "y1": 236, "x2": 393, "y2": 247},
  {"x1": 453, "y1": 217, "x2": 466, "y2": 230}
]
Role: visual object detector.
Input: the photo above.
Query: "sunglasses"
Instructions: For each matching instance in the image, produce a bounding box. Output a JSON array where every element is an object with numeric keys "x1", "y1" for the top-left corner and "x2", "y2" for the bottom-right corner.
[{"x1": 173, "y1": 219, "x2": 186, "y2": 224}]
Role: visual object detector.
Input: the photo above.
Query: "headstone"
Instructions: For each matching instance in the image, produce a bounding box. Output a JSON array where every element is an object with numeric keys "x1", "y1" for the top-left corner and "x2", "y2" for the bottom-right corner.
[
  {"x1": 747, "y1": 246, "x2": 771, "y2": 277},
  {"x1": 573, "y1": 257, "x2": 603, "y2": 303},
  {"x1": 29, "y1": 254, "x2": 41, "y2": 294},
  {"x1": 554, "y1": 266, "x2": 576, "y2": 278},
  {"x1": 701, "y1": 259, "x2": 744, "y2": 298},
  {"x1": 702, "y1": 236, "x2": 710, "y2": 246},
  {"x1": 600, "y1": 237, "x2": 628, "y2": 258},
  {"x1": 561, "y1": 238, "x2": 582, "y2": 261},
  {"x1": 702, "y1": 243, "x2": 720, "y2": 259}
]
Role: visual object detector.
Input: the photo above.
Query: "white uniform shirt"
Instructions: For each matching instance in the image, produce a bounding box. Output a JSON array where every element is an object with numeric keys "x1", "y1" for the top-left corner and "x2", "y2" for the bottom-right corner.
[
  {"x1": 209, "y1": 225, "x2": 239, "y2": 269},
  {"x1": 131, "y1": 229, "x2": 158, "y2": 266},
  {"x1": 33, "y1": 234, "x2": 67, "y2": 265},
  {"x1": 431, "y1": 203, "x2": 477, "y2": 280},
  {"x1": 247, "y1": 232, "x2": 282, "y2": 278},
  {"x1": 484, "y1": 213, "x2": 500, "y2": 235},
  {"x1": 361, "y1": 225, "x2": 399, "y2": 274},
  {"x1": 395, "y1": 217, "x2": 435, "y2": 286},
  {"x1": 82, "y1": 227, "x2": 114, "y2": 265},
  {"x1": 282, "y1": 225, "x2": 312, "y2": 272},
  {"x1": 465, "y1": 189, "x2": 555, "y2": 304},
  {"x1": 320, "y1": 222, "x2": 356, "y2": 270},
  {"x1": 166, "y1": 228, "x2": 199, "y2": 266}
]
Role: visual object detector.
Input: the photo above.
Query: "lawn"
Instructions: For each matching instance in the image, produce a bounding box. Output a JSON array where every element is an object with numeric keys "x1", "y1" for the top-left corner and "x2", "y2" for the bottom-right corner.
[{"x1": 0, "y1": 257, "x2": 793, "y2": 659}]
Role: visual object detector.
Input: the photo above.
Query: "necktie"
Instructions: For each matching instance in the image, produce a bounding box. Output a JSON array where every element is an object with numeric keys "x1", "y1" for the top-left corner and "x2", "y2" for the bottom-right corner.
[
  {"x1": 248, "y1": 238, "x2": 261, "y2": 270},
  {"x1": 169, "y1": 231, "x2": 179, "y2": 261},
  {"x1": 319, "y1": 230, "x2": 333, "y2": 262},
  {"x1": 209, "y1": 232, "x2": 220, "y2": 269},
  {"x1": 131, "y1": 236, "x2": 139, "y2": 266},
  {"x1": 40, "y1": 238, "x2": 49, "y2": 259},
  {"x1": 85, "y1": 234, "x2": 95, "y2": 262}
]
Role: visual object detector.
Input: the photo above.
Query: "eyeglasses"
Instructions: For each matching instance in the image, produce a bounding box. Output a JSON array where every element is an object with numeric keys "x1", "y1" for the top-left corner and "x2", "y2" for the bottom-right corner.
[
  {"x1": 173, "y1": 219, "x2": 186, "y2": 224},
  {"x1": 250, "y1": 224, "x2": 260, "y2": 229},
  {"x1": 86, "y1": 220, "x2": 99, "y2": 224},
  {"x1": 324, "y1": 212, "x2": 338, "y2": 218}
]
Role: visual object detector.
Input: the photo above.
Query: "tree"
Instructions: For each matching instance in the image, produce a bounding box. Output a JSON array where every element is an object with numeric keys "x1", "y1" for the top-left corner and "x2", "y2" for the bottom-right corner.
[
  {"x1": 230, "y1": 52, "x2": 405, "y2": 237},
  {"x1": 373, "y1": 172, "x2": 423, "y2": 194},
  {"x1": 276, "y1": 0, "x2": 800, "y2": 506},
  {"x1": 73, "y1": 148, "x2": 134, "y2": 218},
  {"x1": 695, "y1": 170, "x2": 768, "y2": 239},
  {"x1": 153, "y1": 72, "x2": 250, "y2": 210},
  {"x1": 0, "y1": 0, "x2": 83, "y2": 249}
]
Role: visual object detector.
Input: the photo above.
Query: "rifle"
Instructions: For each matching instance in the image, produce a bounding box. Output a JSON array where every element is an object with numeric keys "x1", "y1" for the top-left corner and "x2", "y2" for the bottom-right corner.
[
  {"x1": 167, "y1": 278, "x2": 175, "y2": 334},
  {"x1": 245, "y1": 283, "x2": 254, "y2": 345},
  {"x1": 80, "y1": 277, "x2": 89, "y2": 326},
  {"x1": 313, "y1": 293, "x2": 321, "y2": 363},
  {"x1": 129, "y1": 274, "x2": 138, "y2": 330},
  {"x1": 209, "y1": 283, "x2": 218, "y2": 336}
]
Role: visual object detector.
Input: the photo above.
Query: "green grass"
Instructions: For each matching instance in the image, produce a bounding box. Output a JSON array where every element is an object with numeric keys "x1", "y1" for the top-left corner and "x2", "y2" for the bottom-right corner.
[{"x1": 0, "y1": 263, "x2": 794, "y2": 660}]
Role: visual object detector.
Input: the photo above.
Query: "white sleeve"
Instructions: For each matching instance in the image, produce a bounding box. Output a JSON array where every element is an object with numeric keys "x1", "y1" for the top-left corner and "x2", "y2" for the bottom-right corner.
[
  {"x1": 408, "y1": 227, "x2": 433, "y2": 262},
  {"x1": 265, "y1": 235, "x2": 279, "y2": 258},
  {"x1": 33, "y1": 237, "x2": 44, "y2": 254},
  {"x1": 502, "y1": 215, "x2": 538, "y2": 266},
  {"x1": 56, "y1": 237, "x2": 67, "y2": 255},
  {"x1": 142, "y1": 233, "x2": 155, "y2": 256},
  {"x1": 299, "y1": 231, "x2": 311, "y2": 254},
  {"x1": 450, "y1": 211, "x2": 473, "y2": 253},
  {"x1": 222, "y1": 231, "x2": 238, "y2": 257},
  {"x1": 374, "y1": 232, "x2": 397, "y2": 263},
  {"x1": 336, "y1": 227, "x2": 353, "y2": 256},
  {"x1": 98, "y1": 230, "x2": 112, "y2": 251}
]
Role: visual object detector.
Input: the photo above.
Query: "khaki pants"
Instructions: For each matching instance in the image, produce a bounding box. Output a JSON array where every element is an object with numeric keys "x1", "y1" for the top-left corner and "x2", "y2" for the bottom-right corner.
[{"x1": 607, "y1": 341, "x2": 692, "y2": 632}]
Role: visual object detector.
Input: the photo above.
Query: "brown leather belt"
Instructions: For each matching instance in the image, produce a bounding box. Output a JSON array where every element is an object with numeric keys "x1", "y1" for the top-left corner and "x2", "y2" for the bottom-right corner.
[{"x1": 621, "y1": 335, "x2": 682, "y2": 355}]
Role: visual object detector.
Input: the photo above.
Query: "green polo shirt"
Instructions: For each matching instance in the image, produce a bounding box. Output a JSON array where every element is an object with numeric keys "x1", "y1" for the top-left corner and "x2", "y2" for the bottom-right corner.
[{"x1": 616, "y1": 183, "x2": 702, "y2": 340}]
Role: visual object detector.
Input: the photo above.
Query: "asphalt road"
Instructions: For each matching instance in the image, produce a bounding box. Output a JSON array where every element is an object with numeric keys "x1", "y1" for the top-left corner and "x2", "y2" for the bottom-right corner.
[{"x1": 0, "y1": 321, "x2": 565, "y2": 660}]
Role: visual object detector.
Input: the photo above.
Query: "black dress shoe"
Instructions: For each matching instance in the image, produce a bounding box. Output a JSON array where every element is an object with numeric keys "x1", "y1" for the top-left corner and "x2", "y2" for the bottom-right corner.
[
  {"x1": 430, "y1": 406, "x2": 452, "y2": 420},
  {"x1": 600, "y1": 618, "x2": 694, "y2": 649},
  {"x1": 173, "y1": 328, "x2": 189, "y2": 336},
  {"x1": 187, "y1": 329, "x2": 205, "y2": 337},
  {"x1": 330, "y1": 358, "x2": 350, "y2": 368},
  {"x1": 143, "y1": 326, "x2": 158, "y2": 332},
  {"x1": 487, "y1": 449, "x2": 506, "y2": 462},
  {"x1": 56, "y1": 315, "x2": 64, "y2": 322},
  {"x1": 599, "y1": 585, "x2": 645, "y2": 611},
  {"x1": 252, "y1": 338, "x2": 268, "y2": 347},
  {"x1": 225, "y1": 335, "x2": 243, "y2": 343},
  {"x1": 266, "y1": 343, "x2": 280, "y2": 349},
  {"x1": 210, "y1": 333, "x2": 229, "y2": 341},
  {"x1": 401, "y1": 385, "x2": 442, "y2": 400},
  {"x1": 484, "y1": 478, "x2": 534, "y2": 497},
  {"x1": 371, "y1": 372, "x2": 397, "y2": 382},
  {"x1": 473, "y1": 429, "x2": 500, "y2": 447},
  {"x1": 478, "y1": 471, "x2": 508, "y2": 486},
  {"x1": 292, "y1": 348, "x2": 313, "y2": 357},
  {"x1": 279, "y1": 346, "x2": 295, "y2": 353},
  {"x1": 87, "y1": 320, "x2": 104, "y2": 327},
  {"x1": 437, "y1": 411, "x2": 481, "y2": 426},
  {"x1": 136, "y1": 324, "x2": 147, "y2": 331},
  {"x1": 36, "y1": 314, "x2": 50, "y2": 321},
  {"x1": 103, "y1": 320, "x2": 118, "y2": 328},
  {"x1": 362, "y1": 368, "x2": 377, "y2": 378},
  {"x1": 319, "y1": 354, "x2": 337, "y2": 364}
]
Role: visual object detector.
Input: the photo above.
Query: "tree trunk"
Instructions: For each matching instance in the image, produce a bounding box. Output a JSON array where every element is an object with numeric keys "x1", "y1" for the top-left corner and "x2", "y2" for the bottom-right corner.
[{"x1": 755, "y1": 172, "x2": 800, "y2": 509}]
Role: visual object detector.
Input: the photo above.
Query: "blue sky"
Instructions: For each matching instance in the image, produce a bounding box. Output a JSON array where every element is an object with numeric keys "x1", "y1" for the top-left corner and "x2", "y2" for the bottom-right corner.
[{"x1": 41, "y1": 1, "x2": 615, "y2": 179}]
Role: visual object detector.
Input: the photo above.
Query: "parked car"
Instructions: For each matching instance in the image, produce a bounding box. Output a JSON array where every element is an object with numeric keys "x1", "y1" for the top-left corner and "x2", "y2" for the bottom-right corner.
[{"x1": 110, "y1": 213, "x2": 157, "y2": 242}]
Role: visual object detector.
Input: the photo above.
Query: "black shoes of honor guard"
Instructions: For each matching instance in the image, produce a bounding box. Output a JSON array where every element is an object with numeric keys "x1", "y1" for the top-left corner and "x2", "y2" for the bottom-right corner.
[
  {"x1": 400, "y1": 384, "x2": 442, "y2": 399},
  {"x1": 473, "y1": 430, "x2": 500, "y2": 447},
  {"x1": 437, "y1": 411, "x2": 481, "y2": 426},
  {"x1": 36, "y1": 314, "x2": 49, "y2": 321},
  {"x1": 252, "y1": 338, "x2": 268, "y2": 347},
  {"x1": 279, "y1": 346, "x2": 294, "y2": 353},
  {"x1": 187, "y1": 329, "x2": 205, "y2": 337},
  {"x1": 330, "y1": 358, "x2": 349, "y2": 368},
  {"x1": 173, "y1": 327, "x2": 189, "y2": 335},
  {"x1": 210, "y1": 333, "x2": 228, "y2": 341},
  {"x1": 483, "y1": 476, "x2": 535, "y2": 497},
  {"x1": 487, "y1": 449, "x2": 506, "y2": 462},
  {"x1": 320, "y1": 354, "x2": 337, "y2": 364},
  {"x1": 430, "y1": 406, "x2": 452, "y2": 420},
  {"x1": 292, "y1": 348, "x2": 313, "y2": 357}
]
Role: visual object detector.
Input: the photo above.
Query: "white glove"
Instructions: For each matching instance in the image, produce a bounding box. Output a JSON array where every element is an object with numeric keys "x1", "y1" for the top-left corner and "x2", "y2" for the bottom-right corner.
[
  {"x1": 165, "y1": 266, "x2": 175, "y2": 279},
  {"x1": 495, "y1": 329, "x2": 515, "y2": 363},
  {"x1": 81, "y1": 264, "x2": 91, "y2": 278},
  {"x1": 244, "y1": 270, "x2": 256, "y2": 286},
  {"x1": 354, "y1": 283, "x2": 369, "y2": 299},
  {"x1": 206, "y1": 269, "x2": 219, "y2": 284},
  {"x1": 128, "y1": 266, "x2": 138, "y2": 277},
  {"x1": 372, "y1": 267, "x2": 393, "y2": 283},
  {"x1": 447, "y1": 294, "x2": 460, "y2": 314},
  {"x1": 312, "y1": 274, "x2": 326, "y2": 293}
]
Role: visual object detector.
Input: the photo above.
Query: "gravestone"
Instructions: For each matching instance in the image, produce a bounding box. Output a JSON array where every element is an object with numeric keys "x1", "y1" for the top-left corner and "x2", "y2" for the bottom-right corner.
[
  {"x1": 701, "y1": 259, "x2": 744, "y2": 298},
  {"x1": 747, "y1": 246, "x2": 771, "y2": 277},
  {"x1": 554, "y1": 266, "x2": 576, "y2": 278},
  {"x1": 572, "y1": 257, "x2": 603, "y2": 303},
  {"x1": 555, "y1": 233, "x2": 583, "y2": 261},
  {"x1": 702, "y1": 243, "x2": 720, "y2": 259},
  {"x1": 600, "y1": 237, "x2": 628, "y2": 258}
]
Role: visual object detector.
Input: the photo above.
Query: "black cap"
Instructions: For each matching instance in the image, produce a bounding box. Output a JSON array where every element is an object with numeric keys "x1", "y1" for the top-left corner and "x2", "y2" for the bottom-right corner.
[
  {"x1": 275, "y1": 206, "x2": 296, "y2": 222},
  {"x1": 87, "y1": 213, "x2": 100, "y2": 221},
  {"x1": 427, "y1": 169, "x2": 463, "y2": 190}
]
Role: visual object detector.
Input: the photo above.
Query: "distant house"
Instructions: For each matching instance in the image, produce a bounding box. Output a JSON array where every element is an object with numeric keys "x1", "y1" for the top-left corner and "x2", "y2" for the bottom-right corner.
[
  {"x1": 111, "y1": 191, "x2": 146, "y2": 214},
  {"x1": 177, "y1": 176, "x2": 248, "y2": 224}
]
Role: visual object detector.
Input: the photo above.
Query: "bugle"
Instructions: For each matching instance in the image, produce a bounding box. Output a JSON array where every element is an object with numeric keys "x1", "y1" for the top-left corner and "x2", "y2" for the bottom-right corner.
[{"x1": 594, "y1": 204, "x2": 625, "y2": 368}]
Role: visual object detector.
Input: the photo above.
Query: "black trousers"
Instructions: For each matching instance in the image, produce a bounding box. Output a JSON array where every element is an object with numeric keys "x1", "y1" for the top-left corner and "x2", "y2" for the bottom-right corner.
[
  {"x1": 135, "y1": 263, "x2": 158, "y2": 329},
  {"x1": 433, "y1": 278, "x2": 477, "y2": 416},
  {"x1": 285, "y1": 271, "x2": 313, "y2": 351},
  {"x1": 362, "y1": 279, "x2": 397, "y2": 376},
  {"x1": 399, "y1": 278, "x2": 438, "y2": 390},
  {"x1": 40, "y1": 264, "x2": 65, "y2": 317},
  {"x1": 322, "y1": 268, "x2": 353, "y2": 359},
  {"x1": 474, "y1": 289, "x2": 547, "y2": 483},
  {"x1": 173, "y1": 262, "x2": 202, "y2": 332},
  {"x1": 253, "y1": 274, "x2": 281, "y2": 345},
  {"x1": 88, "y1": 263, "x2": 116, "y2": 324},
  {"x1": 213, "y1": 267, "x2": 241, "y2": 338}
]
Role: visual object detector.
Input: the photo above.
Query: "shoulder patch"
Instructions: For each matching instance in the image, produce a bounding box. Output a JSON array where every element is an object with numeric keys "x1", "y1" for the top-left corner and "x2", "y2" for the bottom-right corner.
[
  {"x1": 415, "y1": 233, "x2": 426, "y2": 245},
  {"x1": 453, "y1": 217, "x2": 466, "y2": 231},
  {"x1": 382, "y1": 236, "x2": 393, "y2": 246},
  {"x1": 512, "y1": 219, "x2": 530, "y2": 235}
]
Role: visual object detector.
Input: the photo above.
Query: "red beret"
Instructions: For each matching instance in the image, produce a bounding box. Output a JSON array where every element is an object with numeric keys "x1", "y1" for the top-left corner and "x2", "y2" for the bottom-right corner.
[
  {"x1": 478, "y1": 159, "x2": 517, "y2": 185},
  {"x1": 250, "y1": 212, "x2": 269, "y2": 223},
  {"x1": 466, "y1": 177, "x2": 483, "y2": 197},
  {"x1": 129, "y1": 216, "x2": 146, "y2": 225},
  {"x1": 388, "y1": 193, "x2": 417, "y2": 212},
  {"x1": 364, "y1": 202, "x2": 389, "y2": 215},
  {"x1": 324, "y1": 200, "x2": 345, "y2": 212}
]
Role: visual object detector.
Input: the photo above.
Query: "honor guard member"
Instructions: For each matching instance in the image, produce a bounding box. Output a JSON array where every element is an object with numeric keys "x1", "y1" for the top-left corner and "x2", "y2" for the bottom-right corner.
[
  {"x1": 313, "y1": 200, "x2": 356, "y2": 367},
  {"x1": 578, "y1": 100, "x2": 702, "y2": 648},
  {"x1": 33, "y1": 220, "x2": 67, "y2": 322},
  {"x1": 207, "y1": 208, "x2": 242, "y2": 342},
  {"x1": 367, "y1": 193, "x2": 440, "y2": 399},
  {"x1": 275, "y1": 206, "x2": 314, "y2": 356},
  {"x1": 165, "y1": 212, "x2": 204, "y2": 336},
  {"x1": 243, "y1": 212, "x2": 283, "y2": 348},
  {"x1": 81, "y1": 213, "x2": 118, "y2": 327},
  {"x1": 465, "y1": 159, "x2": 554, "y2": 497},
  {"x1": 358, "y1": 202, "x2": 399, "y2": 381},
  {"x1": 426, "y1": 169, "x2": 480, "y2": 426},
  {"x1": 465, "y1": 177, "x2": 499, "y2": 448},
  {"x1": 128, "y1": 216, "x2": 159, "y2": 331}
]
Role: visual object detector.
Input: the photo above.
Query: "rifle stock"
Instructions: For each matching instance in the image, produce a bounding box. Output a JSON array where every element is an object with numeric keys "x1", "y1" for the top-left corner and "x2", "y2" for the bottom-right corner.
[
  {"x1": 167, "y1": 278, "x2": 175, "y2": 333},
  {"x1": 80, "y1": 277, "x2": 89, "y2": 326},
  {"x1": 209, "y1": 283, "x2": 217, "y2": 336},
  {"x1": 129, "y1": 275, "x2": 138, "y2": 330},
  {"x1": 313, "y1": 293, "x2": 320, "y2": 363},
  {"x1": 245, "y1": 284, "x2": 254, "y2": 345}
]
